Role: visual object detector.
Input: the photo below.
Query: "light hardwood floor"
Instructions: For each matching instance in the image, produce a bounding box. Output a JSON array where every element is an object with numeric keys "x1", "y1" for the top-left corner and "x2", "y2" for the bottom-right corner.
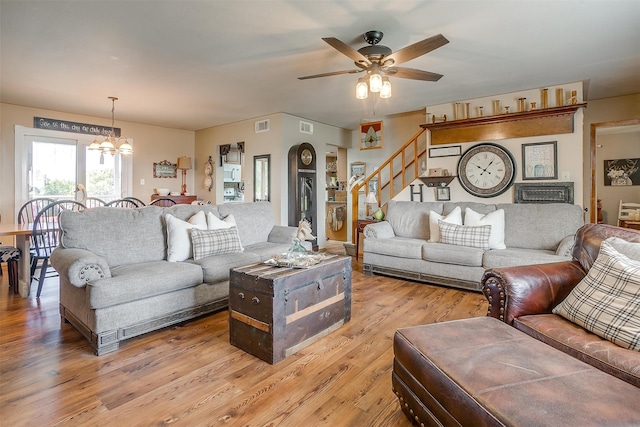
[{"x1": 0, "y1": 245, "x2": 488, "y2": 426}]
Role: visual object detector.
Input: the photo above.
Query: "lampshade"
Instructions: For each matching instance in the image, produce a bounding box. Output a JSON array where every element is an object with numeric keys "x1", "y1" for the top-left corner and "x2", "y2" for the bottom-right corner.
[
  {"x1": 177, "y1": 156, "x2": 192, "y2": 170},
  {"x1": 89, "y1": 97, "x2": 133, "y2": 156},
  {"x1": 369, "y1": 73, "x2": 382, "y2": 93},
  {"x1": 365, "y1": 191, "x2": 378, "y2": 205},
  {"x1": 355, "y1": 77, "x2": 368, "y2": 100},
  {"x1": 380, "y1": 77, "x2": 392, "y2": 99}
]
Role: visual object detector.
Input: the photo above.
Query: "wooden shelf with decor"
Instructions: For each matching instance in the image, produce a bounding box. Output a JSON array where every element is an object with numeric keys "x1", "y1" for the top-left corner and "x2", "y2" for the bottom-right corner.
[
  {"x1": 421, "y1": 104, "x2": 587, "y2": 145},
  {"x1": 418, "y1": 176, "x2": 457, "y2": 187}
]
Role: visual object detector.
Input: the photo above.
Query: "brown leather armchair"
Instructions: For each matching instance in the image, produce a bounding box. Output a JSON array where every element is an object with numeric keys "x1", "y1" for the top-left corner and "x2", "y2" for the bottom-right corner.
[{"x1": 482, "y1": 223, "x2": 640, "y2": 387}]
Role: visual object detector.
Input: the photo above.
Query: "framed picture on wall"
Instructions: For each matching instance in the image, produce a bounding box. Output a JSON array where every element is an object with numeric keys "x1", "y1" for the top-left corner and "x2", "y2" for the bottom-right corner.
[
  {"x1": 604, "y1": 158, "x2": 640, "y2": 186},
  {"x1": 436, "y1": 186, "x2": 450, "y2": 201},
  {"x1": 350, "y1": 162, "x2": 365, "y2": 179},
  {"x1": 360, "y1": 121, "x2": 383, "y2": 150},
  {"x1": 522, "y1": 141, "x2": 557, "y2": 180}
]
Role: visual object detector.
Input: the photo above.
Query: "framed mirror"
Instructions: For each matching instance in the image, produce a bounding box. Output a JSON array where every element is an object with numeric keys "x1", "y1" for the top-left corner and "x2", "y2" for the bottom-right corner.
[{"x1": 254, "y1": 154, "x2": 270, "y2": 202}]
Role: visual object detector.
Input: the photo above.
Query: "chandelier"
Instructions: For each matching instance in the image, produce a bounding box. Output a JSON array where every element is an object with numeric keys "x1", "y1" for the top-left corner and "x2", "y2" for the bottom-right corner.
[{"x1": 89, "y1": 97, "x2": 133, "y2": 157}]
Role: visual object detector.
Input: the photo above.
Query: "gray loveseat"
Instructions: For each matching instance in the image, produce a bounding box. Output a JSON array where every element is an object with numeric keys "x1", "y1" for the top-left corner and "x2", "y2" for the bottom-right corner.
[
  {"x1": 363, "y1": 201, "x2": 584, "y2": 291},
  {"x1": 51, "y1": 202, "x2": 298, "y2": 355}
]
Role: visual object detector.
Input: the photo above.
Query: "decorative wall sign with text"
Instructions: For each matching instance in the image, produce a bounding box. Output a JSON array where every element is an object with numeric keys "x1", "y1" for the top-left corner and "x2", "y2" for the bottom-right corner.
[{"x1": 34, "y1": 117, "x2": 120, "y2": 136}]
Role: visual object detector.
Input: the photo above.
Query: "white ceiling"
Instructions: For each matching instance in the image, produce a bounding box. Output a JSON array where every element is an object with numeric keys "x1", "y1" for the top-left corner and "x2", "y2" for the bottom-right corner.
[{"x1": 1, "y1": 1, "x2": 639, "y2": 132}]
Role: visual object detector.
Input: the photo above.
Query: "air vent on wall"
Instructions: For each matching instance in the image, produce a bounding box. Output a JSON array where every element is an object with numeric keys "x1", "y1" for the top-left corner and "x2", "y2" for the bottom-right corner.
[
  {"x1": 300, "y1": 121, "x2": 313, "y2": 135},
  {"x1": 255, "y1": 119, "x2": 270, "y2": 133}
]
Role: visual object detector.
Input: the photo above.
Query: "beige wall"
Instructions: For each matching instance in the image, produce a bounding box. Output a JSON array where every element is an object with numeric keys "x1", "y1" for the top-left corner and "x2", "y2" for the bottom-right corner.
[
  {"x1": 195, "y1": 113, "x2": 351, "y2": 247},
  {"x1": 1, "y1": 103, "x2": 195, "y2": 223}
]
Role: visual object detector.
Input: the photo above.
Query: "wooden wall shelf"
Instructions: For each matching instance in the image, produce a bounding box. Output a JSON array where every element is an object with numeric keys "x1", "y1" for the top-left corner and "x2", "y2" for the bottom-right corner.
[
  {"x1": 421, "y1": 104, "x2": 586, "y2": 145},
  {"x1": 418, "y1": 176, "x2": 456, "y2": 187}
]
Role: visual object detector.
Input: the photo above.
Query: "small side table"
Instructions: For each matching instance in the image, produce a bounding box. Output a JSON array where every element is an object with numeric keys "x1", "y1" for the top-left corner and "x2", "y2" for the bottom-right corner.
[{"x1": 355, "y1": 219, "x2": 379, "y2": 260}]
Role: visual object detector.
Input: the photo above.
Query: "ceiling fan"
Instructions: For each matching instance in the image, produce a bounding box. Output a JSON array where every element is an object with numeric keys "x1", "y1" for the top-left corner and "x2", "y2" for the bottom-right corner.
[{"x1": 298, "y1": 30, "x2": 449, "y2": 97}]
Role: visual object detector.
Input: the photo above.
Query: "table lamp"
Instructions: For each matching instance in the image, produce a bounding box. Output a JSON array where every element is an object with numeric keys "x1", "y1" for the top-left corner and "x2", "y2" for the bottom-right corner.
[{"x1": 177, "y1": 156, "x2": 192, "y2": 195}]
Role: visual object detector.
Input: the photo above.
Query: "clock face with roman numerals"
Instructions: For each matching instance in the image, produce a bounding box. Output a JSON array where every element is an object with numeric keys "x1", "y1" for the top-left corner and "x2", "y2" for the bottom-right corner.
[{"x1": 457, "y1": 143, "x2": 516, "y2": 198}]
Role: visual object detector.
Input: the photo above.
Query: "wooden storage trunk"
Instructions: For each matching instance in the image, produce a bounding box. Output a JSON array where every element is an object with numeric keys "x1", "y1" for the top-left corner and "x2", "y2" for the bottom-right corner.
[{"x1": 229, "y1": 255, "x2": 352, "y2": 364}]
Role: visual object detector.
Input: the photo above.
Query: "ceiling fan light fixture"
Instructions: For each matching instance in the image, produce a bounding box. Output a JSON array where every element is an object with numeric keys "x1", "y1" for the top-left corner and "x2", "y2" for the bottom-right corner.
[
  {"x1": 355, "y1": 77, "x2": 369, "y2": 99},
  {"x1": 380, "y1": 77, "x2": 392, "y2": 98},
  {"x1": 369, "y1": 72, "x2": 382, "y2": 93}
]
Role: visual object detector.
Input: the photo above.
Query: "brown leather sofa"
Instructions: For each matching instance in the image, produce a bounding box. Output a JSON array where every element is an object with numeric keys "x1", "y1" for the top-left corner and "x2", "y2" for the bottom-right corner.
[{"x1": 482, "y1": 223, "x2": 640, "y2": 387}]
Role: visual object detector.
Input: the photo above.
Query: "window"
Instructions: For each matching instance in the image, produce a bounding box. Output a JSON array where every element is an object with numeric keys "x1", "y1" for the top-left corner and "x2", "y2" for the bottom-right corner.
[{"x1": 15, "y1": 125, "x2": 132, "y2": 208}]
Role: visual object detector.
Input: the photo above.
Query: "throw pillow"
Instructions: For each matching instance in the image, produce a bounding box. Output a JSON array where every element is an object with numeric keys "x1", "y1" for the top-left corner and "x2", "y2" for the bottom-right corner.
[
  {"x1": 464, "y1": 208, "x2": 506, "y2": 250},
  {"x1": 428, "y1": 206, "x2": 462, "y2": 243},
  {"x1": 553, "y1": 240, "x2": 640, "y2": 351},
  {"x1": 555, "y1": 234, "x2": 576, "y2": 257},
  {"x1": 207, "y1": 212, "x2": 243, "y2": 251},
  {"x1": 606, "y1": 237, "x2": 640, "y2": 262},
  {"x1": 191, "y1": 227, "x2": 244, "y2": 260},
  {"x1": 165, "y1": 212, "x2": 208, "y2": 262},
  {"x1": 206, "y1": 211, "x2": 236, "y2": 229},
  {"x1": 438, "y1": 221, "x2": 491, "y2": 250}
]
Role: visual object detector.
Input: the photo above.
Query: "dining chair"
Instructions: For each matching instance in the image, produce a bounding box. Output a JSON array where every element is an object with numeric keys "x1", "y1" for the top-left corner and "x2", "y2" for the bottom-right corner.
[
  {"x1": 123, "y1": 197, "x2": 146, "y2": 207},
  {"x1": 31, "y1": 200, "x2": 85, "y2": 297},
  {"x1": 105, "y1": 198, "x2": 140, "y2": 208},
  {"x1": 17, "y1": 198, "x2": 56, "y2": 225},
  {"x1": 149, "y1": 198, "x2": 177, "y2": 207},
  {"x1": 84, "y1": 197, "x2": 106, "y2": 208}
]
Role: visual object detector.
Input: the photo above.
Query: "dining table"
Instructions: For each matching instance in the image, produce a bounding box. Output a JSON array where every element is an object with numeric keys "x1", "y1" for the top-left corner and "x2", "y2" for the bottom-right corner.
[{"x1": 0, "y1": 223, "x2": 34, "y2": 298}]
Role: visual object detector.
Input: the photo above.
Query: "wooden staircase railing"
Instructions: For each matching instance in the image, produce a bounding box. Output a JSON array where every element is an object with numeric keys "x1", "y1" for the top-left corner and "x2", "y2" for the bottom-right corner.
[{"x1": 350, "y1": 127, "x2": 427, "y2": 243}]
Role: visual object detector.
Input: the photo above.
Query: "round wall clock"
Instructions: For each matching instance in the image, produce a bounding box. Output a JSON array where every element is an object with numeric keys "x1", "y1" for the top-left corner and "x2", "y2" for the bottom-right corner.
[
  {"x1": 457, "y1": 143, "x2": 516, "y2": 198},
  {"x1": 300, "y1": 148, "x2": 313, "y2": 166}
]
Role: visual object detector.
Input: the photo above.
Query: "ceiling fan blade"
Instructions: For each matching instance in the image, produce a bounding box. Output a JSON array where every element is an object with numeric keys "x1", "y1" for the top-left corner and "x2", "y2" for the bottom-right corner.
[
  {"x1": 385, "y1": 67, "x2": 443, "y2": 81},
  {"x1": 322, "y1": 37, "x2": 370, "y2": 65},
  {"x1": 298, "y1": 69, "x2": 363, "y2": 80},
  {"x1": 384, "y1": 34, "x2": 449, "y2": 66}
]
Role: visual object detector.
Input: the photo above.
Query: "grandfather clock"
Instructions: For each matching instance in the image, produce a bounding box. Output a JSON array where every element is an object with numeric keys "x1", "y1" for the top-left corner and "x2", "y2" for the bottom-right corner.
[{"x1": 288, "y1": 143, "x2": 317, "y2": 250}]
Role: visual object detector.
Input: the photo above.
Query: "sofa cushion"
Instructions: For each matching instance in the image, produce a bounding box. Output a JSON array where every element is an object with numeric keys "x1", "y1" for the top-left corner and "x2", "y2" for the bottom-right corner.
[
  {"x1": 364, "y1": 237, "x2": 425, "y2": 259},
  {"x1": 87, "y1": 260, "x2": 204, "y2": 309},
  {"x1": 218, "y1": 201, "x2": 274, "y2": 247},
  {"x1": 192, "y1": 251, "x2": 261, "y2": 283},
  {"x1": 165, "y1": 212, "x2": 208, "y2": 262},
  {"x1": 443, "y1": 202, "x2": 496, "y2": 221},
  {"x1": 514, "y1": 314, "x2": 640, "y2": 387},
  {"x1": 482, "y1": 248, "x2": 567, "y2": 269},
  {"x1": 464, "y1": 208, "x2": 506, "y2": 250},
  {"x1": 385, "y1": 200, "x2": 443, "y2": 240},
  {"x1": 439, "y1": 221, "x2": 491, "y2": 250},
  {"x1": 553, "y1": 240, "x2": 640, "y2": 351},
  {"x1": 243, "y1": 241, "x2": 294, "y2": 261},
  {"x1": 60, "y1": 206, "x2": 167, "y2": 267},
  {"x1": 422, "y1": 242, "x2": 484, "y2": 267},
  {"x1": 428, "y1": 206, "x2": 462, "y2": 243},
  {"x1": 498, "y1": 203, "x2": 584, "y2": 250},
  {"x1": 191, "y1": 227, "x2": 244, "y2": 260}
]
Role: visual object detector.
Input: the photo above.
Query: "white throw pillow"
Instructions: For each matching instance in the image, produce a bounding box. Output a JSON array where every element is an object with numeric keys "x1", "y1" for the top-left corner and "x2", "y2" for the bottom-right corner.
[
  {"x1": 464, "y1": 208, "x2": 506, "y2": 250},
  {"x1": 206, "y1": 211, "x2": 235, "y2": 230},
  {"x1": 428, "y1": 206, "x2": 462, "y2": 243},
  {"x1": 166, "y1": 212, "x2": 208, "y2": 262},
  {"x1": 553, "y1": 240, "x2": 640, "y2": 351}
]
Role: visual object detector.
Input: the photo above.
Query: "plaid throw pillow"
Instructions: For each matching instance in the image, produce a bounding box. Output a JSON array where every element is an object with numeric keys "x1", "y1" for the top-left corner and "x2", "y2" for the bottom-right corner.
[
  {"x1": 438, "y1": 220, "x2": 491, "y2": 250},
  {"x1": 553, "y1": 240, "x2": 640, "y2": 351},
  {"x1": 191, "y1": 227, "x2": 244, "y2": 260}
]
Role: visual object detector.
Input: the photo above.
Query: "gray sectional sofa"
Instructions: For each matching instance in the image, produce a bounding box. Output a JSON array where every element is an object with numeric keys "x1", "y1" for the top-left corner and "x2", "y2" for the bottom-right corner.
[
  {"x1": 51, "y1": 202, "x2": 299, "y2": 355},
  {"x1": 362, "y1": 201, "x2": 584, "y2": 291}
]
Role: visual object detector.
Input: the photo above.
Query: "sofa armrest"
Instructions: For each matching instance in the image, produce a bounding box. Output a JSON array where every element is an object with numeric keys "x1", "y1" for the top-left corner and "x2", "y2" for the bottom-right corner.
[
  {"x1": 481, "y1": 261, "x2": 586, "y2": 325},
  {"x1": 267, "y1": 225, "x2": 298, "y2": 244},
  {"x1": 50, "y1": 247, "x2": 111, "y2": 288},
  {"x1": 363, "y1": 221, "x2": 395, "y2": 239}
]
